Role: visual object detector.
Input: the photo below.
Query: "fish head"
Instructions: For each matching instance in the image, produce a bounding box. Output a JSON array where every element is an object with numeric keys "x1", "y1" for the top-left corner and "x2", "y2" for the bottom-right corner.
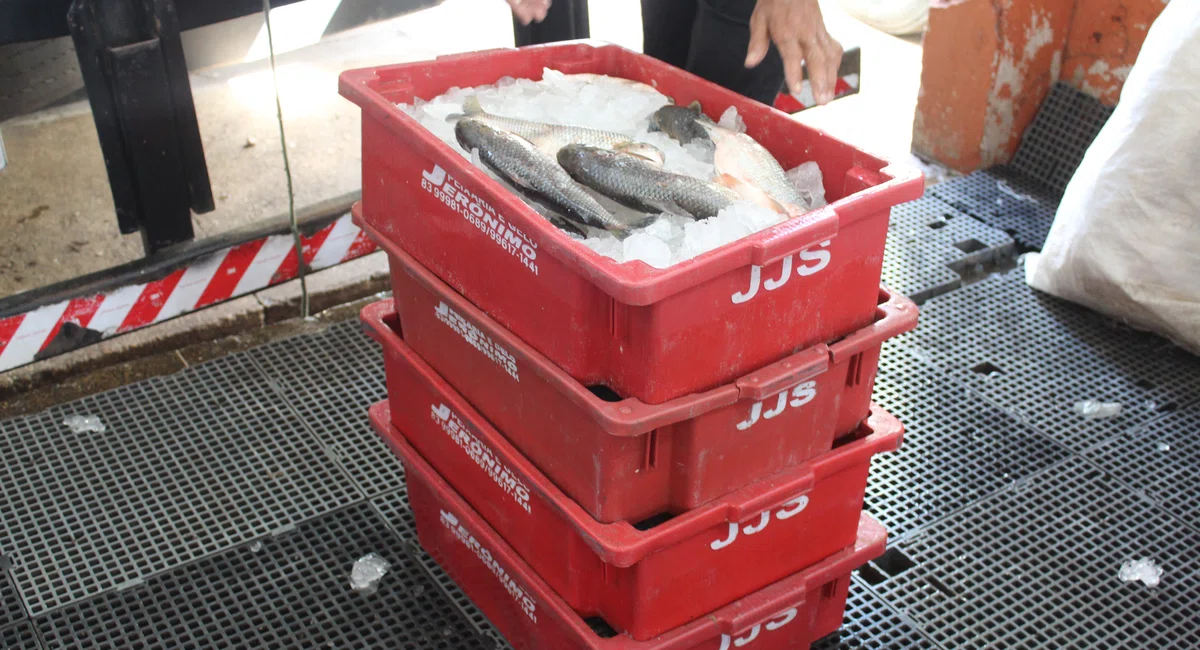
[
  {"x1": 555, "y1": 143, "x2": 603, "y2": 175},
  {"x1": 651, "y1": 104, "x2": 709, "y2": 144},
  {"x1": 615, "y1": 142, "x2": 666, "y2": 166},
  {"x1": 454, "y1": 117, "x2": 497, "y2": 152}
]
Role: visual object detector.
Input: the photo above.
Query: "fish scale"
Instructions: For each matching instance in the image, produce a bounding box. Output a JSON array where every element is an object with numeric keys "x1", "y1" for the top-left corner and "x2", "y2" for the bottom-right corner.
[{"x1": 557, "y1": 145, "x2": 740, "y2": 220}]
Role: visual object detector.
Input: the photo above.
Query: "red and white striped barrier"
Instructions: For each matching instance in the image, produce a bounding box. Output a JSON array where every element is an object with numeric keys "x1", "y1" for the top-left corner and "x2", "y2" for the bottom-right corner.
[{"x1": 0, "y1": 213, "x2": 376, "y2": 373}]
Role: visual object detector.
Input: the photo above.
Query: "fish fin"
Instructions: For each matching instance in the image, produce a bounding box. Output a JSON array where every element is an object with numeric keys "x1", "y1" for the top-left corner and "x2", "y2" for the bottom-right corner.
[
  {"x1": 444, "y1": 113, "x2": 465, "y2": 123},
  {"x1": 686, "y1": 100, "x2": 702, "y2": 114},
  {"x1": 614, "y1": 142, "x2": 666, "y2": 167},
  {"x1": 462, "y1": 96, "x2": 485, "y2": 116},
  {"x1": 780, "y1": 202, "x2": 809, "y2": 219},
  {"x1": 715, "y1": 174, "x2": 788, "y2": 213}
]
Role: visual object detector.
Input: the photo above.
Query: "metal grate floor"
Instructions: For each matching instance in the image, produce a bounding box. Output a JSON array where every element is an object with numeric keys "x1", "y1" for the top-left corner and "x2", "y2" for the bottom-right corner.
[
  {"x1": 2, "y1": 245, "x2": 1199, "y2": 648},
  {"x1": 927, "y1": 167, "x2": 1058, "y2": 251},
  {"x1": 1009, "y1": 82, "x2": 1115, "y2": 198},
  {"x1": 882, "y1": 195, "x2": 1015, "y2": 304}
]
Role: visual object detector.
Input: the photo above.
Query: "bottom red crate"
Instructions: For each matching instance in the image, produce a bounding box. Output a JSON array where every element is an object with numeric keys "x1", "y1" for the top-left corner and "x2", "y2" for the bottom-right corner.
[
  {"x1": 388, "y1": 405, "x2": 889, "y2": 650},
  {"x1": 366, "y1": 334, "x2": 902, "y2": 639}
]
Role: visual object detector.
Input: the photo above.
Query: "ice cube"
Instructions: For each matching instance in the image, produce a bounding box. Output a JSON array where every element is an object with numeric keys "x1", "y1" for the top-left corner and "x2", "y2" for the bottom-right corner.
[
  {"x1": 642, "y1": 216, "x2": 675, "y2": 240},
  {"x1": 786, "y1": 162, "x2": 827, "y2": 209},
  {"x1": 718, "y1": 106, "x2": 747, "y2": 133},
  {"x1": 1156, "y1": 441, "x2": 1171, "y2": 452},
  {"x1": 62, "y1": 415, "x2": 106, "y2": 434},
  {"x1": 623, "y1": 233, "x2": 672, "y2": 269},
  {"x1": 720, "y1": 200, "x2": 783, "y2": 232},
  {"x1": 350, "y1": 553, "x2": 391, "y2": 595},
  {"x1": 1073, "y1": 401, "x2": 1122, "y2": 420},
  {"x1": 1119, "y1": 558, "x2": 1163, "y2": 588}
]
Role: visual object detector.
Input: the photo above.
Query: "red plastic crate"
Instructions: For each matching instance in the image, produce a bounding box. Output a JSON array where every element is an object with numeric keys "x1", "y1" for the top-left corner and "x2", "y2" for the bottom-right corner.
[
  {"x1": 379, "y1": 400, "x2": 889, "y2": 650},
  {"x1": 340, "y1": 43, "x2": 924, "y2": 405},
  {"x1": 361, "y1": 245, "x2": 916, "y2": 523},
  {"x1": 365, "y1": 353, "x2": 902, "y2": 639}
]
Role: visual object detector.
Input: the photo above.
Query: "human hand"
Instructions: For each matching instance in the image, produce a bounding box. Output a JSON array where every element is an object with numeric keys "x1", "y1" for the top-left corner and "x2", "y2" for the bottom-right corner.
[
  {"x1": 745, "y1": 0, "x2": 844, "y2": 105},
  {"x1": 507, "y1": 0, "x2": 552, "y2": 25}
]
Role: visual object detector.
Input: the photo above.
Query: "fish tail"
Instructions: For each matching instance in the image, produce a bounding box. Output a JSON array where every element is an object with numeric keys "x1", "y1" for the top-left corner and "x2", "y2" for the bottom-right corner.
[{"x1": 462, "y1": 96, "x2": 485, "y2": 116}]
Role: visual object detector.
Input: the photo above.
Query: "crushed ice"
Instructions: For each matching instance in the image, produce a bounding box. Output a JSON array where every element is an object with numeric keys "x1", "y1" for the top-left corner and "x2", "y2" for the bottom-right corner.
[
  {"x1": 1119, "y1": 558, "x2": 1162, "y2": 588},
  {"x1": 1156, "y1": 441, "x2": 1171, "y2": 452},
  {"x1": 718, "y1": 106, "x2": 747, "y2": 133},
  {"x1": 398, "y1": 70, "x2": 826, "y2": 269},
  {"x1": 787, "y1": 161, "x2": 828, "y2": 210},
  {"x1": 62, "y1": 415, "x2": 106, "y2": 434},
  {"x1": 350, "y1": 553, "x2": 391, "y2": 595},
  {"x1": 1073, "y1": 401, "x2": 1122, "y2": 420}
]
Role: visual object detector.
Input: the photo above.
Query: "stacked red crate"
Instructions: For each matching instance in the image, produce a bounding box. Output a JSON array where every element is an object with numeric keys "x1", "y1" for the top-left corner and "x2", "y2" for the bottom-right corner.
[{"x1": 342, "y1": 42, "x2": 922, "y2": 649}]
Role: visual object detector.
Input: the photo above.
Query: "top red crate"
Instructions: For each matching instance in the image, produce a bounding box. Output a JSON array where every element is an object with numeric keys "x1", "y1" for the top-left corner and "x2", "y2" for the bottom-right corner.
[{"x1": 340, "y1": 42, "x2": 924, "y2": 404}]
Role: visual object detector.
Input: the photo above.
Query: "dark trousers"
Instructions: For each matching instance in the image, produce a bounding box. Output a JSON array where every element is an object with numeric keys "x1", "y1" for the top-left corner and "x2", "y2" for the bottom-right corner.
[
  {"x1": 513, "y1": 0, "x2": 785, "y2": 105},
  {"x1": 513, "y1": 0, "x2": 591, "y2": 47}
]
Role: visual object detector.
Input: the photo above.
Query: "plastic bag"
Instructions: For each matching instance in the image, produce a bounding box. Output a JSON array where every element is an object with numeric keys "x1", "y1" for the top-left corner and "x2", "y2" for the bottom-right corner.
[{"x1": 1025, "y1": 0, "x2": 1200, "y2": 354}]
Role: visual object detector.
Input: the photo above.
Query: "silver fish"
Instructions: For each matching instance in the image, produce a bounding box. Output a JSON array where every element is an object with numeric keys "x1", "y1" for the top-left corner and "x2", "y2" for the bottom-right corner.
[
  {"x1": 453, "y1": 96, "x2": 665, "y2": 165},
  {"x1": 698, "y1": 121, "x2": 804, "y2": 213},
  {"x1": 455, "y1": 118, "x2": 638, "y2": 237},
  {"x1": 557, "y1": 145, "x2": 741, "y2": 220}
]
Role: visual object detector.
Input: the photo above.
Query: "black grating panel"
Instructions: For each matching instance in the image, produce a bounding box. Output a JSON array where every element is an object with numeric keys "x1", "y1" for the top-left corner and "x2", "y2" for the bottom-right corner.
[
  {"x1": 250, "y1": 320, "x2": 401, "y2": 497},
  {"x1": 36, "y1": 503, "x2": 493, "y2": 649},
  {"x1": 812, "y1": 576, "x2": 942, "y2": 649},
  {"x1": 867, "y1": 342, "x2": 1071, "y2": 538},
  {"x1": 895, "y1": 268, "x2": 1200, "y2": 450},
  {"x1": 1010, "y1": 82, "x2": 1115, "y2": 197},
  {"x1": 0, "y1": 620, "x2": 43, "y2": 650},
  {"x1": 0, "y1": 354, "x2": 360, "y2": 614},
  {"x1": 370, "y1": 490, "x2": 511, "y2": 649},
  {"x1": 1086, "y1": 403, "x2": 1200, "y2": 530},
  {"x1": 872, "y1": 456, "x2": 1200, "y2": 649},
  {"x1": 372, "y1": 487, "x2": 419, "y2": 541},
  {"x1": 884, "y1": 196, "x2": 1015, "y2": 303},
  {"x1": 927, "y1": 167, "x2": 1058, "y2": 250},
  {"x1": 1, "y1": 561, "x2": 25, "y2": 629}
]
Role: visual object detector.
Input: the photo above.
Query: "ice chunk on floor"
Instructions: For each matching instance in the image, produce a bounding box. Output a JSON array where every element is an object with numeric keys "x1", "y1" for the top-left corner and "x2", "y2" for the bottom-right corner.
[
  {"x1": 623, "y1": 233, "x2": 672, "y2": 269},
  {"x1": 786, "y1": 162, "x2": 827, "y2": 209},
  {"x1": 1073, "y1": 401, "x2": 1122, "y2": 420},
  {"x1": 718, "y1": 106, "x2": 746, "y2": 133},
  {"x1": 62, "y1": 415, "x2": 106, "y2": 434},
  {"x1": 1157, "y1": 441, "x2": 1171, "y2": 451},
  {"x1": 350, "y1": 553, "x2": 391, "y2": 595},
  {"x1": 1119, "y1": 558, "x2": 1162, "y2": 588}
]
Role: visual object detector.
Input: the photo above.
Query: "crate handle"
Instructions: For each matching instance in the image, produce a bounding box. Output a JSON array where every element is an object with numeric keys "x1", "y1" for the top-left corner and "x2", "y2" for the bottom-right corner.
[
  {"x1": 734, "y1": 344, "x2": 829, "y2": 401},
  {"x1": 828, "y1": 287, "x2": 918, "y2": 363},
  {"x1": 748, "y1": 205, "x2": 839, "y2": 267},
  {"x1": 723, "y1": 469, "x2": 815, "y2": 523},
  {"x1": 714, "y1": 588, "x2": 809, "y2": 638},
  {"x1": 359, "y1": 300, "x2": 392, "y2": 344}
]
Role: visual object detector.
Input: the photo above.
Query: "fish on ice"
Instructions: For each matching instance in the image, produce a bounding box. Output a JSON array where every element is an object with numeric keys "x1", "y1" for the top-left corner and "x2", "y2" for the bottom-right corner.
[
  {"x1": 451, "y1": 96, "x2": 665, "y2": 165},
  {"x1": 557, "y1": 144, "x2": 740, "y2": 220},
  {"x1": 454, "y1": 118, "x2": 644, "y2": 237}
]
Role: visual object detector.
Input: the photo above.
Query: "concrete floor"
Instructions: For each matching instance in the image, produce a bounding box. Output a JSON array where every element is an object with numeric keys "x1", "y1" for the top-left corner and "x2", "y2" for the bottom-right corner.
[{"x1": 0, "y1": 0, "x2": 925, "y2": 299}]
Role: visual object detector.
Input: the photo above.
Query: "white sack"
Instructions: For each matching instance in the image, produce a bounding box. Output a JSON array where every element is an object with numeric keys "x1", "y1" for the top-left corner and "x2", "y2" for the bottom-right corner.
[{"x1": 1025, "y1": 0, "x2": 1200, "y2": 354}]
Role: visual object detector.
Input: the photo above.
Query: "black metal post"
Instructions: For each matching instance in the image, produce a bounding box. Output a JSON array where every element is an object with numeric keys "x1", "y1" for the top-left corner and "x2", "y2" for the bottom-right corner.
[{"x1": 67, "y1": 0, "x2": 214, "y2": 254}]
